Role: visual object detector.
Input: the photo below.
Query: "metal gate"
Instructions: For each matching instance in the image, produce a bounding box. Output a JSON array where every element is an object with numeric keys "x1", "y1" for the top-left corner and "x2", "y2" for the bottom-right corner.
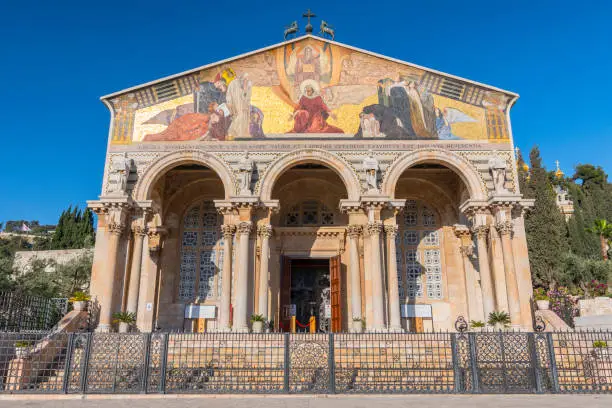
[{"x1": 472, "y1": 332, "x2": 538, "y2": 393}]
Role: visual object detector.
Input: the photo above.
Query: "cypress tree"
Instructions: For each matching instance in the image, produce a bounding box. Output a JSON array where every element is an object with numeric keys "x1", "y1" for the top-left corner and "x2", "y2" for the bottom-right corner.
[{"x1": 524, "y1": 146, "x2": 569, "y2": 287}]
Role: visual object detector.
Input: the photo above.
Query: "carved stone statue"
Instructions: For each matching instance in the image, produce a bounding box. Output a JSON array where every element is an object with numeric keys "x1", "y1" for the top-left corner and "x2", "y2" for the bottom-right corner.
[
  {"x1": 108, "y1": 153, "x2": 133, "y2": 196},
  {"x1": 362, "y1": 150, "x2": 379, "y2": 193},
  {"x1": 488, "y1": 153, "x2": 508, "y2": 194},
  {"x1": 238, "y1": 151, "x2": 254, "y2": 195}
]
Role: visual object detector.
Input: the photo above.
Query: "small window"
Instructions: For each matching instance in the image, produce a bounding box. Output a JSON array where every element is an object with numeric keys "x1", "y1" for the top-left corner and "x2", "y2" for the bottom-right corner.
[{"x1": 284, "y1": 201, "x2": 335, "y2": 226}]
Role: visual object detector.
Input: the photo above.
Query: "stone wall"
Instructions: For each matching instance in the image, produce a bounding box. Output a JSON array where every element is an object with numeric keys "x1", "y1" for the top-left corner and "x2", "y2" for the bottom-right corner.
[{"x1": 13, "y1": 249, "x2": 92, "y2": 274}]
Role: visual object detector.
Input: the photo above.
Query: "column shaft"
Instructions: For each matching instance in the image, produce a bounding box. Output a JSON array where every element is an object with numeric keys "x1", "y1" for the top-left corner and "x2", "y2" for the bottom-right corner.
[
  {"x1": 473, "y1": 226, "x2": 495, "y2": 319},
  {"x1": 347, "y1": 225, "x2": 363, "y2": 322},
  {"x1": 497, "y1": 221, "x2": 522, "y2": 326},
  {"x1": 126, "y1": 228, "x2": 146, "y2": 315},
  {"x1": 367, "y1": 222, "x2": 385, "y2": 331},
  {"x1": 97, "y1": 226, "x2": 123, "y2": 332},
  {"x1": 257, "y1": 225, "x2": 272, "y2": 320},
  {"x1": 219, "y1": 224, "x2": 235, "y2": 332},
  {"x1": 385, "y1": 225, "x2": 402, "y2": 331},
  {"x1": 233, "y1": 222, "x2": 252, "y2": 332}
]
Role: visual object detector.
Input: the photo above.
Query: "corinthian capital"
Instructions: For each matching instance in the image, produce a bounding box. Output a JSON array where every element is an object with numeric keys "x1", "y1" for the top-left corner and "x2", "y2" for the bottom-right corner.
[
  {"x1": 366, "y1": 222, "x2": 383, "y2": 237},
  {"x1": 236, "y1": 221, "x2": 252, "y2": 236},
  {"x1": 346, "y1": 224, "x2": 363, "y2": 238},
  {"x1": 384, "y1": 224, "x2": 399, "y2": 238},
  {"x1": 221, "y1": 224, "x2": 236, "y2": 239},
  {"x1": 471, "y1": 225, "x2": 490, "y2": 240},
  {"x1": 257, "y1": 224, "x2": 273, "y2": 238},
  {"x1": 495, "y1": 221, "x2": 513, "y2": 236}
]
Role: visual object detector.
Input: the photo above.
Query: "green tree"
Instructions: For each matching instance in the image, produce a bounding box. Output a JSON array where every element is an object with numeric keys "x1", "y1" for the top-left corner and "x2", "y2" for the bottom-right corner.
[
  {"x1": 50, "y1": 205, "x2": 95, "y2": 249},
  {"x1": 586, "y1": 219, "x2": 612, "y2": 261},
  {"x1": 524, "y1": 146, "x2": 569, "y2": 287}
]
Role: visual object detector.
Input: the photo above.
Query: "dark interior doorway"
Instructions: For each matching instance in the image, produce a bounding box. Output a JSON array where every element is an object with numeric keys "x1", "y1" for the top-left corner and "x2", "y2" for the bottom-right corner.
[{"x1": 290, "y1": 258, "x2": 330, "y2": 328}]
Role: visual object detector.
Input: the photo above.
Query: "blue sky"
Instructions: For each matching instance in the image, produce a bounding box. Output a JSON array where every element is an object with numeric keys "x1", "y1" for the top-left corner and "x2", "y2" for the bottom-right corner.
[{"x1": 0, "y1": 0, "x2": 611, "y2": 225}]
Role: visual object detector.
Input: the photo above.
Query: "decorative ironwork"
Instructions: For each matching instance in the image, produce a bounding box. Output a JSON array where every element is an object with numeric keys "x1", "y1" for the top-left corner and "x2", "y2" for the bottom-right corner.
[
  {"x1": 455, "y1": 316, "x2": 469, "y2": 333},
  {"x1": 534, "y1": 315, "x2": 546, "y2": 333},
  {"x1": 0, "y1": 292, "x2": 68, "y2": 332},
  {"x1": 289, "y1": 334, "x2": 329, "y2": 393},
  {"x1": 334, "y1": 332, "x2": 456, "y2": 393},
  {"x1": 84, "y1": 333, "x2": 147, "y2": 393},
  {"x1": 472, "y1": 332, "x2": 537, "y2": 393},
  {"x1": 0, "y1": 330, "x2": 611, "y2": 394}
]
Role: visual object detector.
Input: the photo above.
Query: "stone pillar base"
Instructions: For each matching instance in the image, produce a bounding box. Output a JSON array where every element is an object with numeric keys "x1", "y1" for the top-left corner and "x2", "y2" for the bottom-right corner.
[
  {"x1": 387, "y1": 326, "x2": 404, "y2": 333},
  {"x1": 232, "y1": 327, "x2": 250, "y2": 333},
  {"x1": 96, "y1": 324, "x2": 112, "y2": 333},
  {"x1": 367, "y1": 328, "x2": 389, "y2": 333},
  {"x1": 214, "y1": 327, "x2": 232, "y2": 333}
]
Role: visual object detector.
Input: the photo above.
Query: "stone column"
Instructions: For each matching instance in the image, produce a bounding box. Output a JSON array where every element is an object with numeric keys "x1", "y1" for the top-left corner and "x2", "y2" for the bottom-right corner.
[
  {"x1": 496, "y1": 220, "x2": 522, "y2": 327},
  {"x1": 366, "y1": 222, "x2": 385, "y2": 331},
  {"x1": 346, "y1": 225, "x2": 363, "y2": 322},
  {"x1": 126, "y1": 217, "x2": 147, "y2": 316},
  {"x1": 95, "y1": 205, "x2": 130, "y2": 332},
  {"x1": 219, "y1": 224, "x2": 235, "y2": 332},
  {"x1": 384, "y1": 225, "x2": 402, "y2": 332},
  {"x1": 233, "y1": 221, "x2": 252, "y2": 332},
  {"x1": 472, "y1": 225, "x2": 495, "y2": 319},
  {"x1": 257, "y1": 224, "x2": 272, "y2": 320},
  {"x1": 455, "y1": 225, "x2": 481, "y2": 322}
]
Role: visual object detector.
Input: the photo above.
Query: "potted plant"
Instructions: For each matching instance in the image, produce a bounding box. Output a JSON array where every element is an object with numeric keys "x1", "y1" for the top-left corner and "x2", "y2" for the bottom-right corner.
[
  {"x1": 351, "y1": 317, "x2": 364, "y2": 333},
  {"x1": 251, "y1": 314, "x2": 264, "y2": 333},
  {"x1": 470, "y1": 320, "x2": 485, "y2": 332},
  {"x1": 487, "y1": 311, "x2": 511, "y2": 331},
  {"x1": 534, "y1": 288, "x2": 550, "y2": 310},
  {"x1": 112, "y1": 312, "x2": 136, "y2": 333},
  {"x1": 14, "y1": 340, "x2": 33, "y2": 358},
  {"x1": 592, "y1": 340, "x2": 609, "y2": 358},
  {"x1": 69, "y1": 291, "x2": 91, "y2": 312}
]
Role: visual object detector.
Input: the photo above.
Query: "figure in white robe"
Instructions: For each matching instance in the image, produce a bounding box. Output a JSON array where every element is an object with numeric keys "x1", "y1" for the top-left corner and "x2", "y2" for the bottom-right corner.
[{"x1": 227, "y1": 73, "x2": 252, "y2": 139}]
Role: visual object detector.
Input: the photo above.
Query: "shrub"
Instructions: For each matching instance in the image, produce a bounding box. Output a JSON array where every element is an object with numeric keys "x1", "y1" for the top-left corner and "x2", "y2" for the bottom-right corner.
[
  {"x1": 250, "y1": 314, "x2": 264, "y2": 323},
  {"x1": 470, "y1": 320, "x2": 485, "y2": 328},
  {"x1": 587, "y1": 280, "x2": 609, "y2": 297},
  {"x1": 487, "y1": 311, "x2": 511, "y2": 327},
  {"x1": 112, "y1": 312, "x2": 136, "y2": 324},
  {"x1": 69, "y1": 291, "x2": 90, "y2": 302},
  {"x1": 548, "y1": 286, "x2": 578, "y2": 327},
  {"x1": 593, "y1": 340, "x2": 608, "y2": 348},
  {"x1": 534, "y1": 288, "x2": 549, "y2": 301}
]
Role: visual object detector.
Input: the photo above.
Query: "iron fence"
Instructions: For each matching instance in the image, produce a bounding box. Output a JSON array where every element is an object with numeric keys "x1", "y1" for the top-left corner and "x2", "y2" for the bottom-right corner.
[
  {"x1": 0, "y1": 330, "x2": 611, "y2": 394},
  {"x1": 0, "y1": 292, "x2": 68, "y2": 332}
]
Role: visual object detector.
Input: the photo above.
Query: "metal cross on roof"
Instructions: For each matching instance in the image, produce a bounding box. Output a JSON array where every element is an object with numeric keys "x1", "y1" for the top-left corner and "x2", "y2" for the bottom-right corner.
[{"x1": 303, "y1": 9, "x2": 316, "y2": 33}]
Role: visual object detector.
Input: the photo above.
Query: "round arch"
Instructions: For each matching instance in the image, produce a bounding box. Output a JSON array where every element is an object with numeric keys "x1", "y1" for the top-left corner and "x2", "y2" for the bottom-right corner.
[
  {"x1": 134, "y1": 150, "x2": 235, "y2": 201},
  {"x1": 382, "y1": 148, "x2": 486, "y2": 200},
  {"x1": 258, "y1": 149, "x2": 361, "y2": 201}
]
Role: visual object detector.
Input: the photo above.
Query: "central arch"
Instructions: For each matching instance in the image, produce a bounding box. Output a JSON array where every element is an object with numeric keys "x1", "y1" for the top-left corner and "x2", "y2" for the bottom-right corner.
[{"x1": 258, "y1": 149, "x2": 361, "y2": 201}]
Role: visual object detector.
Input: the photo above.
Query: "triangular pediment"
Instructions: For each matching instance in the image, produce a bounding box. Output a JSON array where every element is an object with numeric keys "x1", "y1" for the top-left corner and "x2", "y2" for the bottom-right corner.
[{"x1": 105, "y1": 35, "x2": 516, "y2": 144}]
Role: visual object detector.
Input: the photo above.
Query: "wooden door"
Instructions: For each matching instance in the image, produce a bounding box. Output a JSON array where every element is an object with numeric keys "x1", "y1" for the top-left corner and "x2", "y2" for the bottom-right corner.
[
  {"x1": 280, "y1": 256, "x2": 292, "y2": 331},
  {"x1": 330, "y1": 255, "x2": 342, "y2": 332}
]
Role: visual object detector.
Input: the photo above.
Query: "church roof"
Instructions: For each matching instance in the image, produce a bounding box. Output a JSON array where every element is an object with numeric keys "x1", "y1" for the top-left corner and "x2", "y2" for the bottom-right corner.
[{"x1": 100, "y1": 34, "x2": 518, "y2": 101}]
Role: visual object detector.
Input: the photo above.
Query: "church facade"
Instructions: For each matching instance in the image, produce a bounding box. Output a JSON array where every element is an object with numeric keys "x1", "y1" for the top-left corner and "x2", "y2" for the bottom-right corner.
[{"x1": 88, "y1": 35, "x2": 535, "y2": 333}]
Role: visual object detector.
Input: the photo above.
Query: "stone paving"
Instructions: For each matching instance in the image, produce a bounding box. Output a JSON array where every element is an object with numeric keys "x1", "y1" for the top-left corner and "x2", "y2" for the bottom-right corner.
[{"x1": 2, "y1": 395, "x2": 612, "y2": 408}]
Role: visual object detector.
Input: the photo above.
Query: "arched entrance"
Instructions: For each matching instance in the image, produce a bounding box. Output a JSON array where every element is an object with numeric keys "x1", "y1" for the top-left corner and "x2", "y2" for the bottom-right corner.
[
  {"x1": 392, "y1": 160, "x2": 479, "y2": 331},
  {"x1": 267, "y1": 162, "x2": 351, "y2": 332},
  {"x1": 146, "y1": 162, "x2": 228, "y2": 332}
]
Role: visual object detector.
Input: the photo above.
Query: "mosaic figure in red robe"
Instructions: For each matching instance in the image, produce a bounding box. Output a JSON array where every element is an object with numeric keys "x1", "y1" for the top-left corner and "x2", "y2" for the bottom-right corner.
[{"x1": 290, "y1": 80, "x2": 343, "y2": 134}]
